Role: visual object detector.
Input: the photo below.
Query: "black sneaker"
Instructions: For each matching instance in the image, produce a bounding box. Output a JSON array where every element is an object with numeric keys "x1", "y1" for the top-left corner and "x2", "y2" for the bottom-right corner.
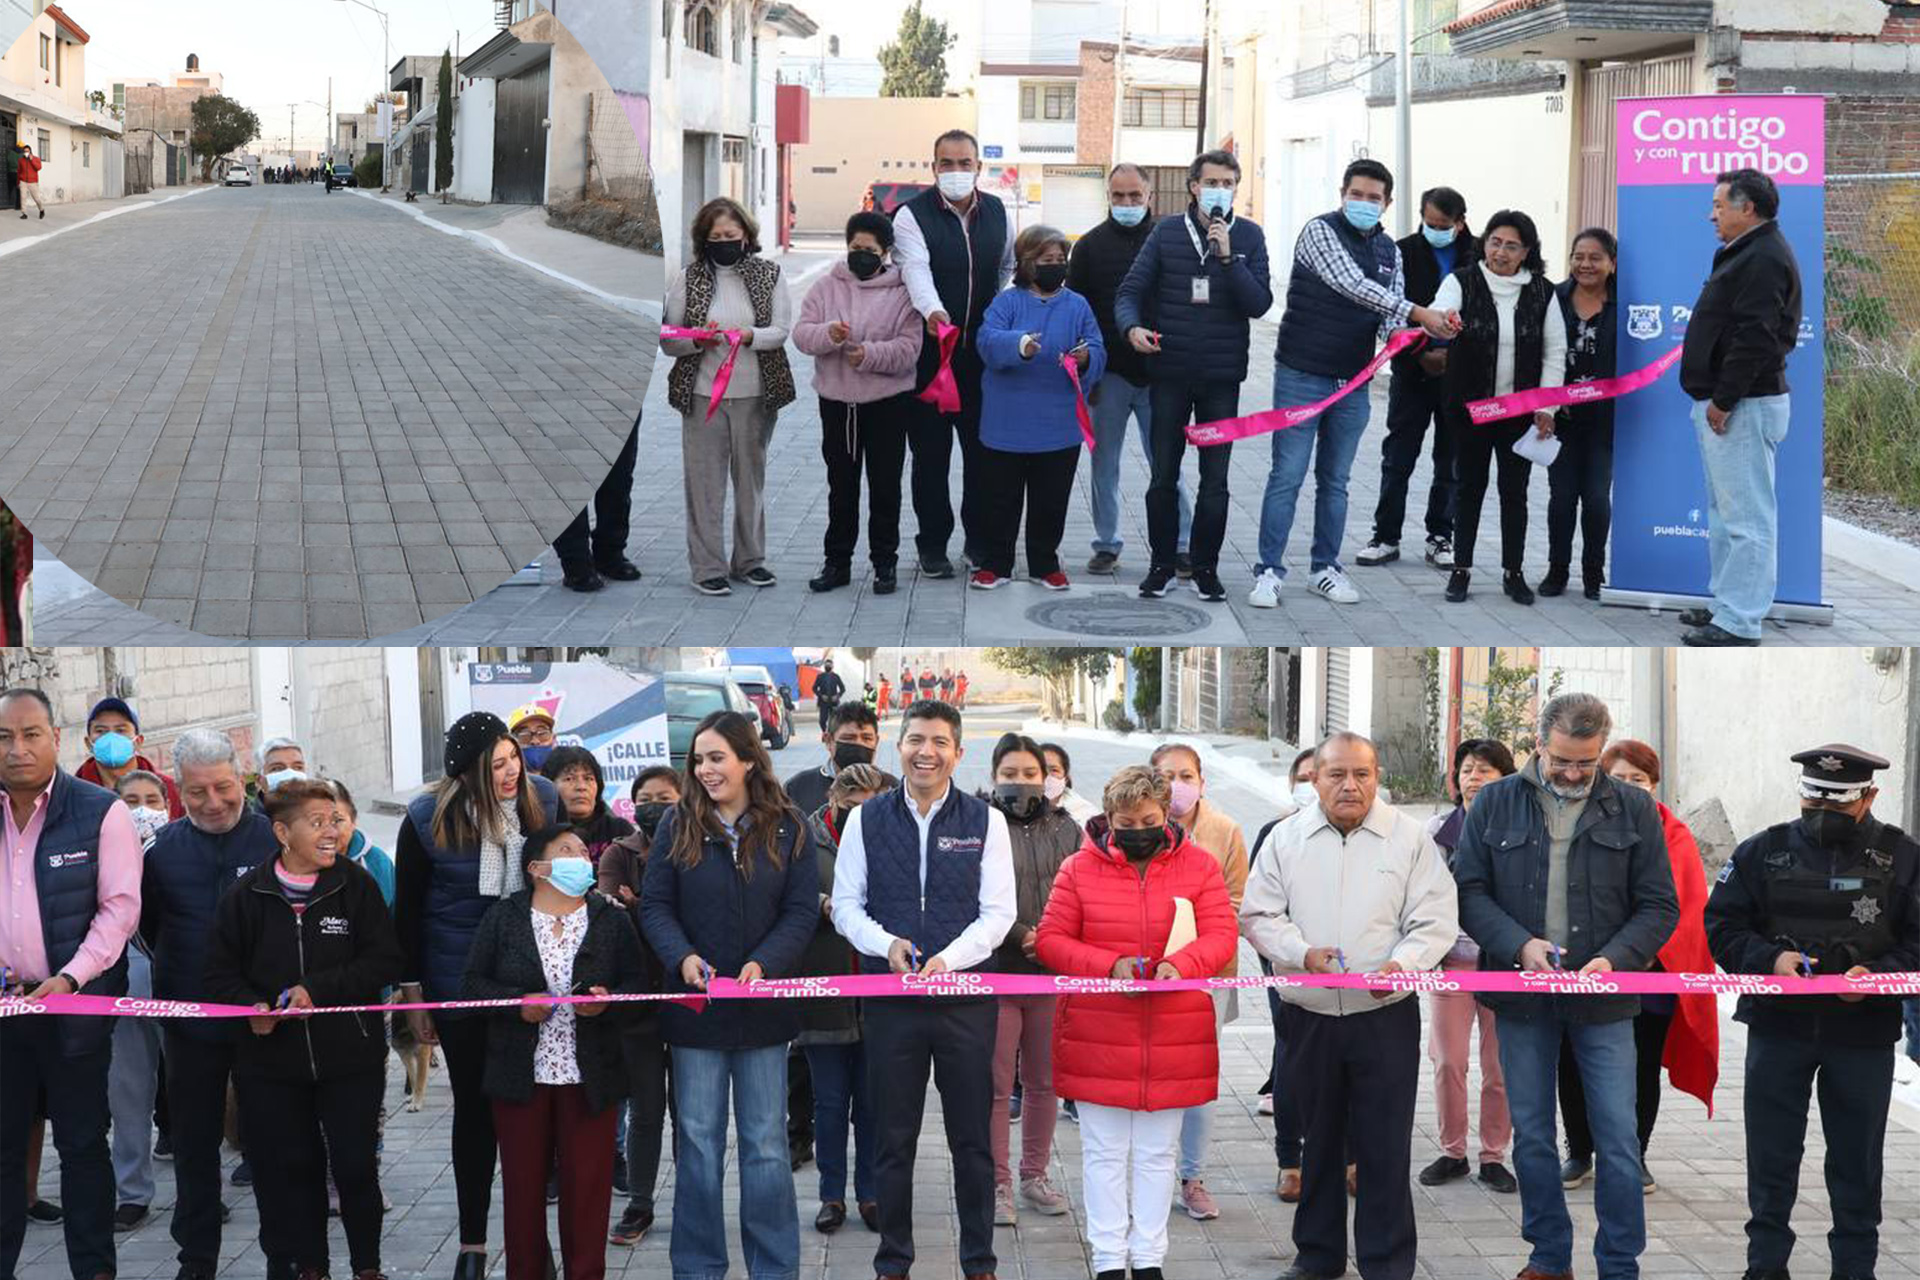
[
  {"x1": 1418, "y1": 1155, "x2": 1470, "y2": 1186},
  {"x1": 26, "y1": 1199, "x2": 62, "y2": 1224},
  {"x1": 609, "y1": 1205, "x2": 653, "y2": 1247},
  {"x1": 1503, "y1": 571, "x2": 1535, "y2": 606},
  {"x1": 1559, "y1": 1154, "x2": 1592, "y2": 1188},
  {"x1": 1582, "y1": 569, "x2": 1604, "y2": 601},
  {"x1": 1133, "y1": 1269, "x2": 1164, "y2": 1280},
  {"x1": 1444, "y1": 569, "x2": 1471, "y2": 602},
  {"x1": 1678, "y1": 606, "x2": 1714, "y2": 627},
  {"x1": 1138, "y1": 565, "x2": 1175, "y2": 598},
  {"x1": 873, "y1": 563, "x2": 898, "y2": 595},
  {"x1": 1478, "y1": 1162, "x2": 1517, "y2": 1194},
  {"x1": 115, "y1": 1203, "x2": 150, "y2": 1231},
  {"x1": 561, "y1": 564, "x2": 605, "y2": 593},
  {"x1": 694, "y1": 577, "x2": 732, "y2": 596},
  {"x1": 919, "y1": 553, "x2": 955, "y2": 579},
  {"x1": 595, "y1": 557, "x2": 642, "y2": 582},
  {"x1": 1175, "y1": 551, "x2": 1194, "y2": 580},
  {"x1": 739, "y1": 566, "x2": 777, "y2": 588},
  {"x1": 1741, "y1": 1271, "x2": 1789, "y2": 1280},
  {"x1": 1683, "y1": 622, "x2": 1760, "y2": 647},
  {"x1": 1191, "y1": 568, "x2": 1227, "y2": 602},
  {"x1": 1424, "y1": 536, "x2": 1455, "y2": 568},
  {"x1": 1087, "y1": 551, "x2": 1120, "y2": 575},
  {"x1": 809, "y1": 562, "x2": 852, "y2": 593},
  {"x1": 1537, "y1": 566, "x2": 1569, "y2": 598}
]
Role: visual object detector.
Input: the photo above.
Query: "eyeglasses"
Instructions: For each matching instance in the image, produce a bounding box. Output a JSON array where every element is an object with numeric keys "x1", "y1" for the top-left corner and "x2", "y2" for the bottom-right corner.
[
  {"x1": 1484, "y1": 239, "x2": 1527, "y2": 254},
  {"x1": 1541, "y1": 751, "x2": 1600, "y2": 776}
]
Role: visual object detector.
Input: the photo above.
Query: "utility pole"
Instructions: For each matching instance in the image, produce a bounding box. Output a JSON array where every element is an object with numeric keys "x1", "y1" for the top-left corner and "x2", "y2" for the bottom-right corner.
[
  {"x1": 327, "y1": 76, "x2": 332, "y2": 163},
  {"x1": 1395, "y1": 0, "x2": 1413, "y2": 236},
  {"x1": 1194, "y1": 0, "x2": 1211, "y2": 155},
  {"x1": 1110, "y1": 0, "x2": 1127, "y2": 168}
]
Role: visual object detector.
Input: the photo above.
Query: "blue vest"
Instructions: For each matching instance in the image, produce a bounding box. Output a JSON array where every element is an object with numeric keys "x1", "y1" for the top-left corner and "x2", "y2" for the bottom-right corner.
[
  {"x1": 1275, "y1": 211, "x2": 1399, "y2": 379},
  {"x1": 145, "y1": 808, "x2": 279, "y2": 1042},
  {"x1": 855, "y1": 786, "x2": 990, "y2": 975},
  {"x1": 406, "y1": 774, "x2": 559, "y2": 1006},
  {"x1": 29, "y1": 771, "x2": 126, "y2": 1054}
]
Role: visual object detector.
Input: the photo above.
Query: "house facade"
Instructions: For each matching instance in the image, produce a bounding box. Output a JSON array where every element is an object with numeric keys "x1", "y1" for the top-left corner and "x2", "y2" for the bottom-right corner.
[{"x1": 1, "y1": 2, "x2": 121, "y2": 206}]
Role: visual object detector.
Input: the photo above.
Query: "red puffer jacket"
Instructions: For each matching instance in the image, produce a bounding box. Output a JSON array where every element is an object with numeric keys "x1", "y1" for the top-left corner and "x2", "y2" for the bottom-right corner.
[{"x1": 1036, "y1": 822, "x2": 1238, "y2": 1111}]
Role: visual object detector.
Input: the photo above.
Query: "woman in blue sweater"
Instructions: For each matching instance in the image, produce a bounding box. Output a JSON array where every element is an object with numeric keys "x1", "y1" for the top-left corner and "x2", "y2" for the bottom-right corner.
[{"x1": 972, "y1": 224, "x2": 1107, "y2": 591}]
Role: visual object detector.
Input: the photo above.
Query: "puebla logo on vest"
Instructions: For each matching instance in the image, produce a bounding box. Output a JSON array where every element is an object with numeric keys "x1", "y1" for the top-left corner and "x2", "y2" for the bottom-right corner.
[
  {"x1": 45, "y1": 849, "x2": 92, "y2": 869},
  {"x1": 934, "y1": 835, "x2": 983, "y2": 854},
  {"x1": 1626, "y1": 305, "x2": 1662, "y2": 341}
]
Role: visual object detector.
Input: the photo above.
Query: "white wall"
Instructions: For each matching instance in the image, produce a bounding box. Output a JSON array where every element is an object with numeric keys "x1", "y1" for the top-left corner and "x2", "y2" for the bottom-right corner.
[{"x1": 452, "y1": 77, "x2": 496, "y2": 202}]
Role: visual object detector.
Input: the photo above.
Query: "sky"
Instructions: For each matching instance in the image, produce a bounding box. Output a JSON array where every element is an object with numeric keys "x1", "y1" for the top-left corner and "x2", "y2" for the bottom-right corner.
[{"x1": 70, "y1": 0, "x2": 504, "y2": 153}]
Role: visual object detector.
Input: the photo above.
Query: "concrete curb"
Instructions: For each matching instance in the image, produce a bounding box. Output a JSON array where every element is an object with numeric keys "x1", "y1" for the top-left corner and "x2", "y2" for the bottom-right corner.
[
  {"x1": 1824, "y1": 514, "x2": 1920, "y2": 597},
  {"x1": 0, "y1": 184, "x2": 216, "y2": 260},
  {"x1": 349, "y1": 188, "x2": 663, "y2": 324}
]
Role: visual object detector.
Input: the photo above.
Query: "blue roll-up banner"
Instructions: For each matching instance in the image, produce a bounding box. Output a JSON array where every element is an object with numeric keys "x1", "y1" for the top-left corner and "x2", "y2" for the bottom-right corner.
[{"x1": 1606, "y1": 94, "x2": 1828, "y2": 619}]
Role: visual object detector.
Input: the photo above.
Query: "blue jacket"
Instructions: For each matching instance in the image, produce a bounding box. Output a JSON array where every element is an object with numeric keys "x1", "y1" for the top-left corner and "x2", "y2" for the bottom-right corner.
[
  {"x1": 977, "y1": 285, "x2": 1107, "y2": 452},
  {"x1": 1453, "y1": 766, "x2": 1679, "y2": 1023},
  {"x1": 1114, "y1": 207, "x2": 1273, "y2": 386},
  {"x1": 346, "y1": 830, "x2": 396, "y2": 907},
  {"x1": 853, "y1": 785, "x2": 992, "y2": 976},
  {"x1": 639, "y1": 807, "x2": 819, "y2": 1049},
  {"x1": 140, "y1": 809, "x2": 280, "y2": 1043},
  {"x1": 30, "y1": 770, "x2": 128, "y2": 1056}
]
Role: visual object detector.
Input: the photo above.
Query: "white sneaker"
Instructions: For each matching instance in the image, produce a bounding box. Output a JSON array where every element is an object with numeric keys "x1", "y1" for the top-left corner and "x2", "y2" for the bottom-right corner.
[
  {"x1": 1247, "y1": 568, "x2": 1283, "y2": 608},
  {"x1": 1309, "y1": 566, "x2": 1360, "y2": 604},
  {"x1": 1355, "y1": 540, "x2": 1399, "y2": 565}
]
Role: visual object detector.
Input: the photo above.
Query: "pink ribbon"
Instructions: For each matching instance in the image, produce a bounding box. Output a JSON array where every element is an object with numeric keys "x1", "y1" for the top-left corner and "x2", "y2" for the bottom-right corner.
[
  {"x1": 918, "y1": 321, "x2": 962, "y2": 415},
  {"x1": 1465, "y1": 344, "x2": 1685, "y2": 425},
  {"x1": 1186, "y1": 328, "x2": 1429, "y2": 446},
  {"x1": 13, "y1": 967, "x2": 1920, "y2": 1020},
  {"x1": 662, "y1": 324, "x2": 748, "y2": 422},
  {"x1": 1061, "y1": 354, "x2": 1096, "y2": 450}
]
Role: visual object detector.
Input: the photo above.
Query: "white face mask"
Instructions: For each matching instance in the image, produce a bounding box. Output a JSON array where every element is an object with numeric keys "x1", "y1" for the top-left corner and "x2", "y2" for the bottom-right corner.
[
  {"x1": 1042, "y1": 775, "x2": 1067, "y2": 802},
  {"x1": 1291, "y1": 782, "x2": 1317, "y2": 810},
  {"x1": 937, "y1": 171, "x2": 977, "y2": 202}
]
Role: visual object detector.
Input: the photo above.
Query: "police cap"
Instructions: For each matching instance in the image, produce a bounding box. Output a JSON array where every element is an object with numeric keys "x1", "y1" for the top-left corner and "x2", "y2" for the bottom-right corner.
[{"x1": 1790, "y1": 743, "x2": 1890, "y2": 804}]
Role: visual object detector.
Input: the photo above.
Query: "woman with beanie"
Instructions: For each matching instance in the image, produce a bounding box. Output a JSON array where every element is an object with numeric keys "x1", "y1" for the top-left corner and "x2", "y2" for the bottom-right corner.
[
  {"x1": 792, "y1": 209, "x2": 926, "y2": 595},
  {"x1": 393, "y1": 712, "x2": 559, "y2": 1280},
  {"x1": 662, "y1": 196, "x2": 797, "y2": 597},
  {"x1": 1036, "y1": 765, "x2": 1238, "y2": 1280}
]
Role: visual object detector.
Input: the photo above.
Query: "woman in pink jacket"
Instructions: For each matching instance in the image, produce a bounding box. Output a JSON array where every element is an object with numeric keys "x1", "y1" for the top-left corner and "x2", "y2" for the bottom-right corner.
[{"x1": 792, "y1": 211, "x2": 926, "y2": 596}]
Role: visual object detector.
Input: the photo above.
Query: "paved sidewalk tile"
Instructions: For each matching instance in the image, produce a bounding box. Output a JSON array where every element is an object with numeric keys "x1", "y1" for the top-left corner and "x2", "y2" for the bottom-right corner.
[{"x1": 2, "y1": 181, "x2": 657, "y2": 641}]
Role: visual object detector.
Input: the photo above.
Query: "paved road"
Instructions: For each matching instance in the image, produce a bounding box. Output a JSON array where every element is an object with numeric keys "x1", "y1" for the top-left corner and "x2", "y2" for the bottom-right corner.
[{"x1": 1, "y1": 181, "x2": 656, "y2": 640}]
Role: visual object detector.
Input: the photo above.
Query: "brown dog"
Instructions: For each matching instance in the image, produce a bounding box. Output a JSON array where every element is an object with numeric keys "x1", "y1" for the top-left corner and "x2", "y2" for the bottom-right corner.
[{"x1": 389, "y1": 1014, "x2": 436, "y2": 1112}]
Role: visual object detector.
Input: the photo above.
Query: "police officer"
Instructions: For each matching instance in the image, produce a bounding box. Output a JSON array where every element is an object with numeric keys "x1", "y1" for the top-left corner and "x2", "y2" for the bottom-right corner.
[{"x1": 1704, "y1": 744, "x2": 1920, "y2": 1280}]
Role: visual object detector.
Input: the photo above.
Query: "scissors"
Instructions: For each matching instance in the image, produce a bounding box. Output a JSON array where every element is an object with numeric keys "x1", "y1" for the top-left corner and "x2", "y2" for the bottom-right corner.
[
  {"x1": 1547, "y1": 944, "x2": 1564, "y2": 971},
  {"x1": 1131, "y1": 956, "x2": 1151, "y2": 981},
  {"x1": 697, "y1": 961, "x2": 715, "y2": 988},
  {"x1": 908, "y1": 942, "x2": 923, "y2": 972},
  {"x1": 1332, "y1": 948, "x2": 1349, "y2": 974},
  {"x1": 274, "y1": 988, "x2": 294, "y2": 1012}
]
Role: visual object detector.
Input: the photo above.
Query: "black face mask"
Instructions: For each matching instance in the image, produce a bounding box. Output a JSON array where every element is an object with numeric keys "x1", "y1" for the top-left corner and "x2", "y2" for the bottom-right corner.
[
  {"x1": 832, "y1": 742, "x2": 876, "y2": 771},
  {"x1": 994, "y1": 783, "x2": 1045, "y2": 822},
  {"x1": 633, "y1": 801, "x2": 669, "y2": 837},
  {"x1": 1034, "y1": 263, "x2": 1068, "y2": 292},
  {"x1": 706, "y1": 240, "x2": 747, "y2": 267},
  {"x1": 1112, "y1": 826, "x2": 1166, "y2": 861},
  {"x1": 847, "y1": 249, "x2": 884, "y2": 279},
  {"x1": 1801, "y1": 807, "x2": 1860, "y2": 847}
]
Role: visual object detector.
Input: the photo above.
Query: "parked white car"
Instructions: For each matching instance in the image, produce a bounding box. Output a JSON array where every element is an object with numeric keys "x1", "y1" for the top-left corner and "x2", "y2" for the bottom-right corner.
[{"x1": 223, "y1": 167, "x2": 253, "y2": 187}]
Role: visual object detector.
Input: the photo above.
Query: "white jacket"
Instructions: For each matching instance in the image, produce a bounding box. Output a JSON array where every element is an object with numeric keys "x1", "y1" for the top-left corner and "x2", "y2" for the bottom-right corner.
[{"x1": 1238, "y1": 797, "x2": 1460, "y2": 1017}]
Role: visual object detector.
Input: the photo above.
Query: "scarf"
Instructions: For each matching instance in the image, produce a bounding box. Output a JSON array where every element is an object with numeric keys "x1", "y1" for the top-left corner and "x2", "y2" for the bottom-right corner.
[{"x1": 477, "y1": 801, "x2": 527, "y2": 898}]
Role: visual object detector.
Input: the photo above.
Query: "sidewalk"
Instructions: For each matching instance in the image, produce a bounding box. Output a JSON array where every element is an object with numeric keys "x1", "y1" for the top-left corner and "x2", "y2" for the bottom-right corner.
[{"x1": 0, "y1": 184, "x2": 215, "y2": 256}]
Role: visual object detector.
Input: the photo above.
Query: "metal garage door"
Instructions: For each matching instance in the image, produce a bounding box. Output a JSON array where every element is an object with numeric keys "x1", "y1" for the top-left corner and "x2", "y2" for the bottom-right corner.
[
  {"x1": 410, "y1": 133, "x2": 429, "y2": 194},
  {"x1": 1042, "y1": 166, "x2": 1107, "y2": 240},
  {"x1": 1323, "y1": 648, "x2": 1352, "y2": 736},
  {"x1": 493, "y1": 59, "x2": 551, "y2": 205}
]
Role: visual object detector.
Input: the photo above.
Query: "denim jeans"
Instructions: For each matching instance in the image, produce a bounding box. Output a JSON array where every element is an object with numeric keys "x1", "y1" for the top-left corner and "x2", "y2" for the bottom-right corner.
[
  {"x1": 1691, "y1": 393, "x2": 1790, "y2": 640},
  {"x1": 1256, "y1": 360, "x2": 1373, "y2": 576},
  {"x1": 804, "y1": 1042, "x2": 876, "y2": 1205},
  {"x1": 1498, "y1": 1014, "x2": 1644, "y2": 1280},
  {"x1": 670, "y1": 1044, "x2": 799, "y2": 1280},
  {"x1": 1089, "y1": 376, "x2": 1189, "y2": 556}
]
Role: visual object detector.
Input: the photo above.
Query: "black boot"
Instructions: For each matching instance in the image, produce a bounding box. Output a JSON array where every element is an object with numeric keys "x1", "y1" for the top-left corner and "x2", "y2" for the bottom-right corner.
[
  {"x1": 561, "y1": 563, "x2": 605, "y2": 593},
  {"x1": 1537, "y1": 565, "x2": 1568, "y2": 597},
  {"x1": 1444, "y1": 569, "x2": 1471, "y2": 602},
  {"x1": 451, "y1": 1253, "x2": 485, "y2": 1280},
  {"x1": 1503, "y1": 571, "x2": 1536, "y2": 606},
  {"x1": 872, "y1": 562, "x2": 898, "y2": 595},
  {"x1": 809, "y1": 561, "x2": 852, "y2": 593},
  {"x1": 1581, "y1": 566, "x2": 1605, "y2": 601}
]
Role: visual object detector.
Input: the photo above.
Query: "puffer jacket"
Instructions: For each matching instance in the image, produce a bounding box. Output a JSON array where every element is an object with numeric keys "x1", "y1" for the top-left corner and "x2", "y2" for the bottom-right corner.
[
  {"x1": 1035, "y1": 823, "x2": 1238, "y2": 1111},
  {"x1": 1113, "y1": 206, "x2": 1273, "y2": 386},
  {"x1": 792, "y1": 259, "x2": 925, "y2": 404},
  {"x1": 990, "y1": 800, "x2": 1083, "y2": 974}
]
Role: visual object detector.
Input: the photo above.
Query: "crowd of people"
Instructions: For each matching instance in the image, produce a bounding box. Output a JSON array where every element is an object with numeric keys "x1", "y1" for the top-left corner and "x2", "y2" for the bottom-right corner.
[
  {"x1": 644, "y1": 129, "x2": 1804, "y2": 645},
  {"x1": 4, "y1": 683, "x2": 1912, "y2": 1280}
]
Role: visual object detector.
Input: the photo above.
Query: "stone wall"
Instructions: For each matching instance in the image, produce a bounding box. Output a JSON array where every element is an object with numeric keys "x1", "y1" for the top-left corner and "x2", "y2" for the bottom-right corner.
[{"x1": 293, "y1": 649, "x2": 392, "y2": 800}]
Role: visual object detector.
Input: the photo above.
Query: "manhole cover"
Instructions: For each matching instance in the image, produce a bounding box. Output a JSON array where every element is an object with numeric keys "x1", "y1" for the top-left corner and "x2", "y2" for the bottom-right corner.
[{"x1": 1024, "y1": 594, "x2": 1214, "y2": 637}]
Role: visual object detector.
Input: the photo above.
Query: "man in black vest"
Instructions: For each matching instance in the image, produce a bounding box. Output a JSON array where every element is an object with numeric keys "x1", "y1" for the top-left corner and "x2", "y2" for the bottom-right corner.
[
  {"x1": 1114, "y1": 149, "x2": 1273, "y2": 603},
  {"x1": 892, "y1": 129, "x2": 1015, "y2": 579},
  {"x1": 0, "y1": 687, "x2": 143, "y2": 1280},
  {"x1": 1706, "y1": 744, "x2": 1920, "y2": 1280},
  {"x1": 830, "y1": 700, "x2": 1016, "y2": 1280},
  {"x1": 1253, "y1": 160, "x2": 1458, "y2": 612}
]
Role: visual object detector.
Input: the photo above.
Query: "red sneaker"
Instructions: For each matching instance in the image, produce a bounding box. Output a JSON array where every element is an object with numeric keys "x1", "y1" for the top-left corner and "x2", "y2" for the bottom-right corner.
[
  {"x1": 1039, "y1": 572, "x2": 1071, "y2": 591},
  {"x1": 968, "y1": 569, "x2": 1008, "y2": 590}
]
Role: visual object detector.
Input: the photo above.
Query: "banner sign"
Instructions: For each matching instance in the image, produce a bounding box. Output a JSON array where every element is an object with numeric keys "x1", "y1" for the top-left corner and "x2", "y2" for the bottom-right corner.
[
  {"x1": 1609, "y1": 94, "x2": 1826, "y2": 609},
  {"x1": 467, "y1": 660, "x2": 669, "y2": 825}
]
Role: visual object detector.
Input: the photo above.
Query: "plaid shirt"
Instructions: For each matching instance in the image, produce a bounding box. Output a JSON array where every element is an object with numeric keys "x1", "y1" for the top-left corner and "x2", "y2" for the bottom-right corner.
[{"x1": 1293, "y1": 216, "x2": 1413, "y2": 343}]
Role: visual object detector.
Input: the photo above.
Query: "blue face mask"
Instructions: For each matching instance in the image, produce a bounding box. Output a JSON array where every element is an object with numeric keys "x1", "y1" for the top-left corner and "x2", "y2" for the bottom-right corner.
[
  {"x1": 1422, "y1": 223, "x2": 1457, "y2": 248},
  {"x1": 91, "y1": 732, "x2": 135, "y2": 769},
  {"x1": 521, "y1": 745, "x2": 553, "y2": 772},
  {"x1": 1196, "y1": 188, "x2": 1233, "y2": 218},
  {"x1": 1344, "y1": 199, "x2": 1384, "y2": 232},
  {"x1": 546, "y1": 856, "x2": 595, "y2": 898},
  {"x1": 1111, "y1": 204, "x2": 1147, "y2": 227}
]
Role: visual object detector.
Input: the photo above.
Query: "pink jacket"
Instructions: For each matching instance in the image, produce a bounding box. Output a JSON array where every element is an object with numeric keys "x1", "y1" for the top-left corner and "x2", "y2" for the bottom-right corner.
[{"x1": 792, "y1": 261, "x2": 924, "y2": 404}]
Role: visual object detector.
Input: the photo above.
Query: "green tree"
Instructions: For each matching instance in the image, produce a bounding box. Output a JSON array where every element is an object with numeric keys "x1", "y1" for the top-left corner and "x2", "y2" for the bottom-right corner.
[
  {"x1": 983, "y1": 647, "x2": 1116, "y2": 720},
  {"x1": 190, "y1": 94, "x2": 261, "y2": 181},
  {"x1": 1462, "y1": 652, "x2": 1564, "y2": 759},
  {"x1": 434, "y1": 49, "x2": 455, "y2": 198},
  {"x1": 1130, "y1": 646, "x2": 1162, "y2": 729},
  {"x1": 878, "y1": 1, "x2": 957, "y2": 98}
]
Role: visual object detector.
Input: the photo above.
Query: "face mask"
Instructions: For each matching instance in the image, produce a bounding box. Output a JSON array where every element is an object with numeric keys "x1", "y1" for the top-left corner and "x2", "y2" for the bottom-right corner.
[
  {"x1": 1291, "y1": 782, "x2": 1317, "y2": 809},
  {"x1": 1168, "y1": 779, "x2": 1200, "y2": 817},
  {"x1": 847, "y1": 248, "x2": 884, "y2": 280},
  {"x1": 91, "y1": 732, "x2": 135, "y2": 769},
  {"x1": 521, "y1": 745, "x2": 553, "y2": 772},
  {"x1": 1033, "y1": 263, "x2": 1068, "y2": 292},
  {"x1": 1042, "y1": 775, "x2": 1067, "y2": 802},
  {"x1": 128, "y1": 805, "x2": 168, "y2": 847},
  {"x1": 1422, "y1": 223, "x2": 1457, "y2": 248},
  {"x1": 1112, "y1": 826, "x2": 1166, "y2": 860},
  {"x1": 1111, "y1": 204, "x2": 1147, "y2": 227},
  {"x1": 633, "y1": 801, "x2": 669, "y2": 837},
  {"x1": 706, "y1": 240, "x2": 747, "y2": 267},
  {"x1": 832, "y1": 742, "x2": 876, "y2": 771},
  {"x1": 264, "y1": 768, "x2": 307, "y2": 791},
  {"x1": 1343, "y1": 199, "x2": 1384, "y2": 232},
  {"x1": 1801, "y1": 807, "x2": 1859, "y2": 847},
  {"x1": 1196, "y1": 187, "x2": 1233, "y2": 218},
  {"x1": 994, "y1": 783, "x2": 1045, "y2": 821},
  {"x1": 546, "y1": 856, "x2": 595, "y2": 898},
  {"x1": 937, "y1": 170, "x2": 976, "y2": 202}
]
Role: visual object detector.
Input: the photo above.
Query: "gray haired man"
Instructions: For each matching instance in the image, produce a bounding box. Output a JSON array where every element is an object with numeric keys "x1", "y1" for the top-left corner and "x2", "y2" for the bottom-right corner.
[
  {"x1": 137, "y1": 730, "x2": 281, "y2": 1280},
  {"x1": 1452, "y1": 694, "x2": 1678, "y2": 1280}
]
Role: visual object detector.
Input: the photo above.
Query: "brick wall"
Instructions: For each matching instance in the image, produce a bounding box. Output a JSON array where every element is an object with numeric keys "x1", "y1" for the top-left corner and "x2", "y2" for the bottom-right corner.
[
  {"x1": 1077, "y1": 44, "x2": 1119, "y2": 170},
  {"x1": 294, "y1": 649, "x2": 392, "y2": 799},
  {"x1": 1829, "y1": 93, "x2": 1920, "y2": 174},
  {"x1": 120, "y1": 649, "x2": 259, "y2": 773}
]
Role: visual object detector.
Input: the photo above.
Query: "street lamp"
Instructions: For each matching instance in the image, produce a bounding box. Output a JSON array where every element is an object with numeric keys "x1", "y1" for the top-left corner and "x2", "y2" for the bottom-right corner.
[{"x1": 333, "y1": 0, "x2": 392, "y2": 191}]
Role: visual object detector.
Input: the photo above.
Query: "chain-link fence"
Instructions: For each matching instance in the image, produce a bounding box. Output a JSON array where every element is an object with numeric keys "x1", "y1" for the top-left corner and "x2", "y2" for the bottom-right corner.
[
  {"x1": 1824, "y1": 173, "x2": 1920, "y2": 505},
  {"x1": 545, "y1": 90, "x2": 662, "y2": 254}
]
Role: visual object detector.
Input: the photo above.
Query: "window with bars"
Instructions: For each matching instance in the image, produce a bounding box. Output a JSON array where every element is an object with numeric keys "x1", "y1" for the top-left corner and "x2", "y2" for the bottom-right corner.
[
  {"x1": 1019, "y1": 82, "x2": 1076, "y2": 122},
  {"x1": 82, "y1": 140, "x2": 89, "y2": 168},
  {"x1": 722, "y1": 136, "x2": 747, "y2": 163},
  {"x1": 1122, "y1": 87, "x2": 1200, "y2": 130}
]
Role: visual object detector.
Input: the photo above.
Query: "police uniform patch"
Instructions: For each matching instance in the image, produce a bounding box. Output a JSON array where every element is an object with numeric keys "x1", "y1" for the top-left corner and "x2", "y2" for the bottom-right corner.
[
  {"x1": 1716, "y1": 860, "x2": 1735, "y2": 884},
  {"x1": 1852, "y1": 896, "x2": 1882, "y2": 925}
]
